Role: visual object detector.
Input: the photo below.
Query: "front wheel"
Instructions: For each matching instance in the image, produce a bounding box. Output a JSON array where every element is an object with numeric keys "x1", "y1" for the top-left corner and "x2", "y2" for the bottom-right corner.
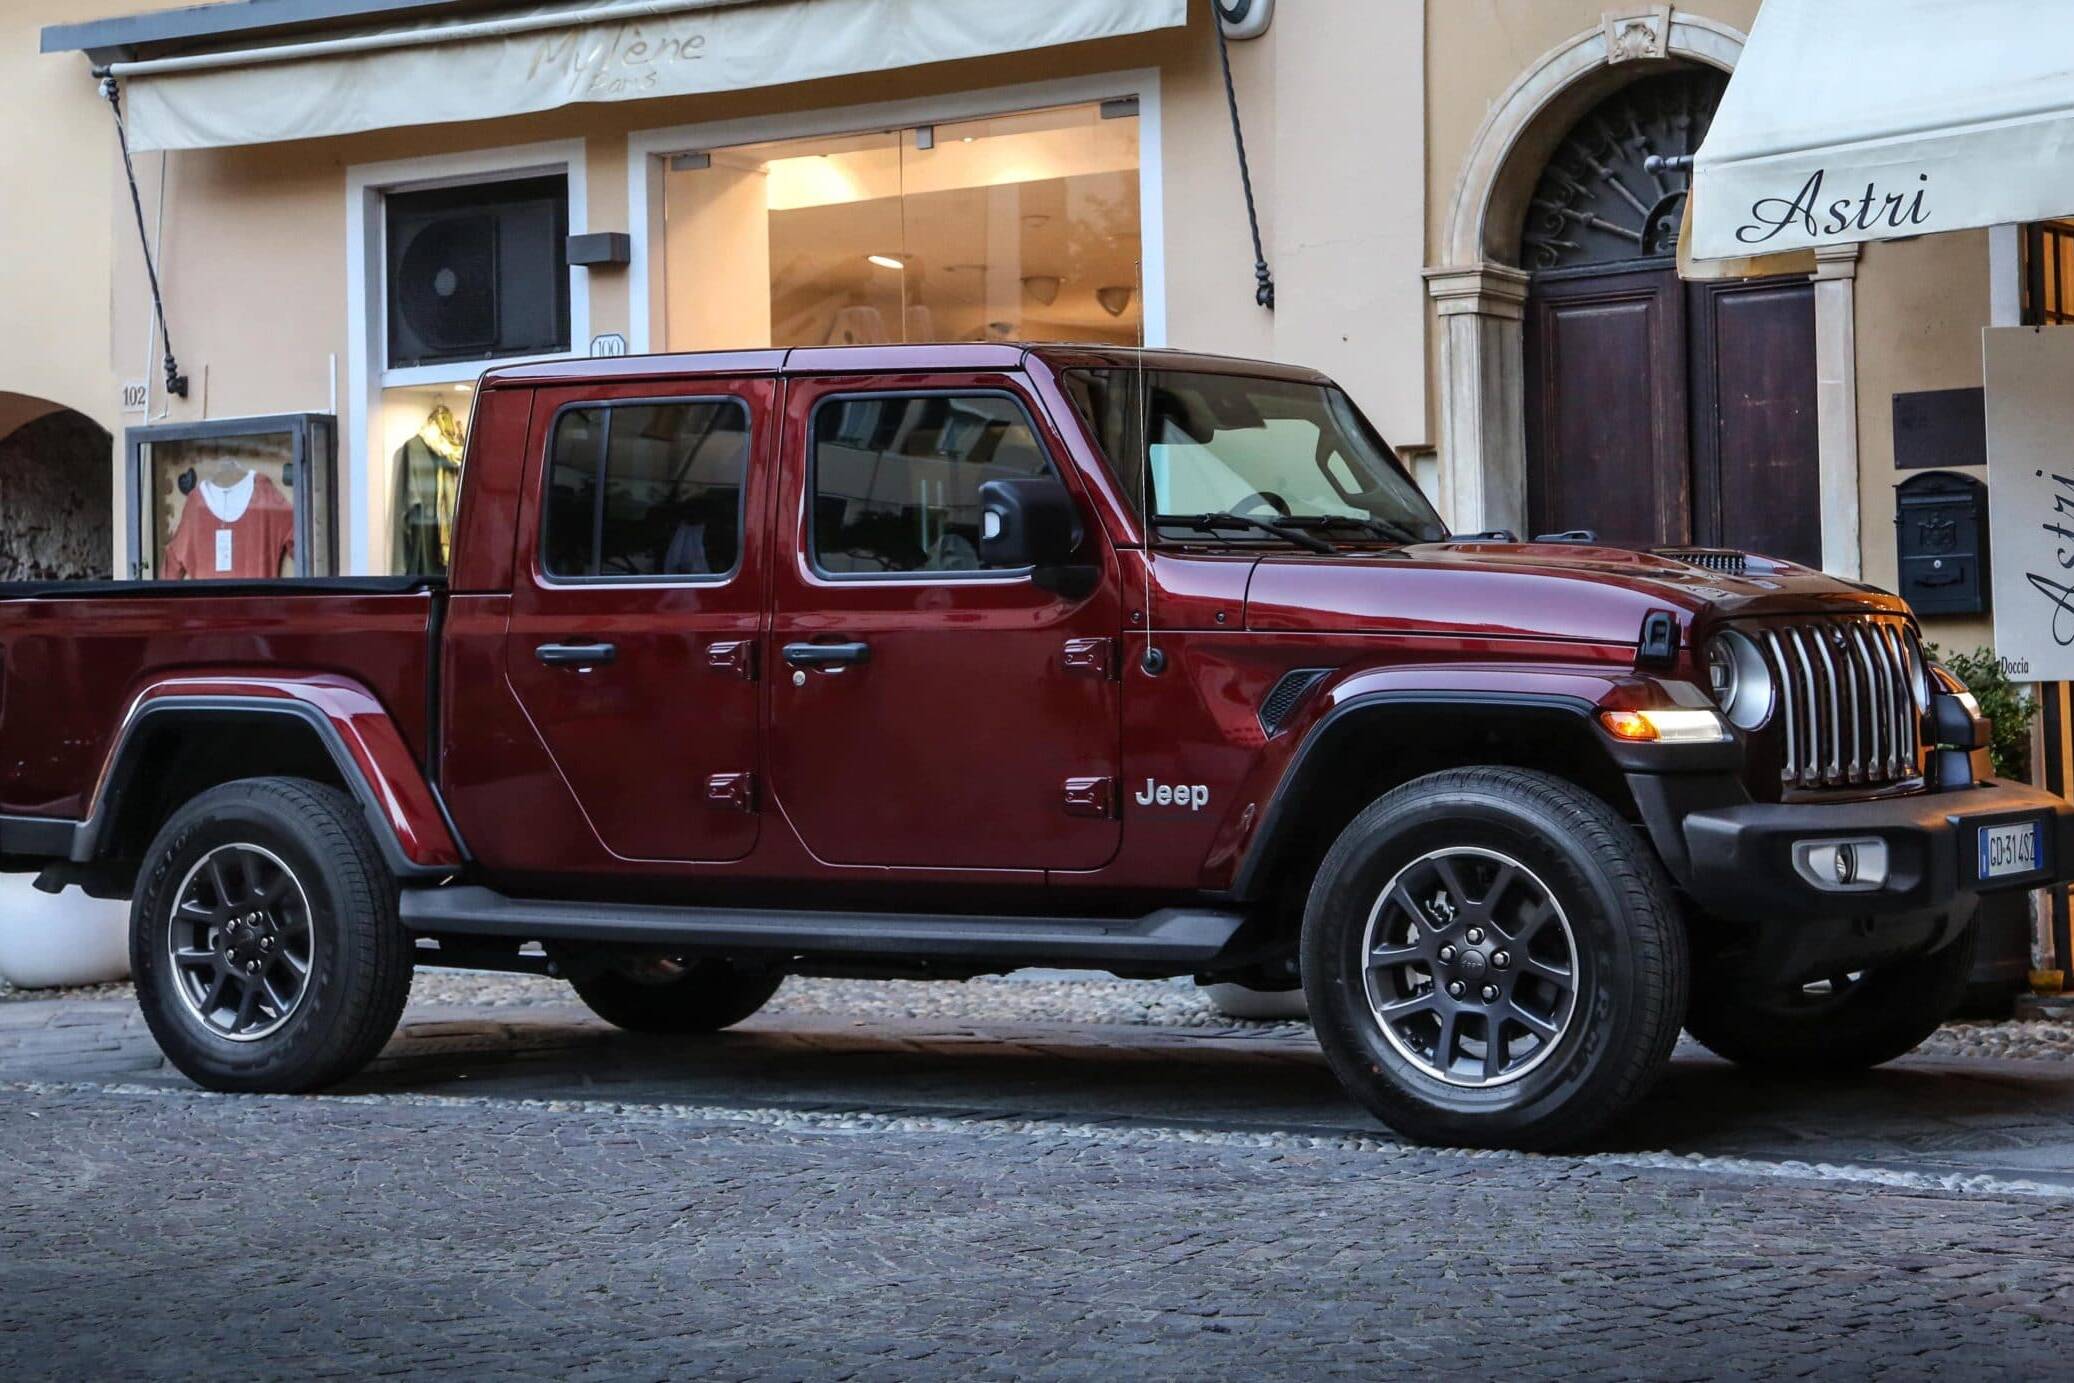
[
  {"x1": 131, "y1": 777, "x2": 413, "y2": 1093},
  {"x1": 1302, "y1": 768, "x2": 1688, "y2": 1150},
  {"x1": 1685, "y1": 920, "x2": 1977, "y2": 1072}
]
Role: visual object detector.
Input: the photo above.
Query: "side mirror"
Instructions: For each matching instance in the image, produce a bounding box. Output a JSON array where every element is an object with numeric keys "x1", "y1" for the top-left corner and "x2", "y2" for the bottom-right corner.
[{"x1": 978, "y1": 477, "x2": 1095, "y2": 597}]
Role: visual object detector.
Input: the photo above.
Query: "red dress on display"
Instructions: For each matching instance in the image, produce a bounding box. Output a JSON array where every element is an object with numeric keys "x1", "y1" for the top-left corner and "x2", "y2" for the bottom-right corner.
[{"x1": 163, "y1": 472, "x2": 296, "y2": 580}]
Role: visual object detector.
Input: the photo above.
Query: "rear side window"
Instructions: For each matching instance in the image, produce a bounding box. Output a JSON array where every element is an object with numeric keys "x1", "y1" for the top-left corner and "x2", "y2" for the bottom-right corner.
[
  {"x1": 542, "y1": 399, "x2": 749, "y2": 579},
  {"x1": 810, "y1": 393, "x2": 1053, "y2": 576}
]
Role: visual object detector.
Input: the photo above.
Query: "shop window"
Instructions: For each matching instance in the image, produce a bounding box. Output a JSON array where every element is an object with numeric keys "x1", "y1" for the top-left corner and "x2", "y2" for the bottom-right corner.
[
  {"x1": 128, "y1": 416, "x2": 336, "y2": 580},
  {"x1": 386, "y1": 174, "x2": 571, "y2": 369},
  {"x1": 2023, "y1": 221, "x2": 2074, "y2": 326},
  {"x1": 810, "y1": 393, "x2": 1053, "y2": 576},
  {"x1": 542, "y1": 400, "x2": 749, "y2": 580},
  {"x1": 663, "y1": 100, "x2": 1142, "y2": 351}
]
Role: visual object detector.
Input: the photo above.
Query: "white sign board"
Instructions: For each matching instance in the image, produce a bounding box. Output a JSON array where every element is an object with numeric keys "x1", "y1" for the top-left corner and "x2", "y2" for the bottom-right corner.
[
  {"x1": 589, "y1": 333, "x2": 628, "y2": 358},
  {"x1": 1986, "y1": 326, "x2": 2074, "y2": 681},
  {"x1": 119, "y1": 380, "x2": 149, "y2": 414}
]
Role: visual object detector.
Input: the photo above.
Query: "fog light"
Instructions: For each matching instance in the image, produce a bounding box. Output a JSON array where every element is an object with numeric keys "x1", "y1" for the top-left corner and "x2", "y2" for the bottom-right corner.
[{"x1": 1791, "y1": 837, "x2": 1889, "y2": 893}]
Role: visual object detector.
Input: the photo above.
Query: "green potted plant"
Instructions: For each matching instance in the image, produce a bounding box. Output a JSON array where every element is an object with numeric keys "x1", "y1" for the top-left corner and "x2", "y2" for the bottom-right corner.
[{"x1": 1929, "y1": 646, "x2": 2039, "y2": 1016}]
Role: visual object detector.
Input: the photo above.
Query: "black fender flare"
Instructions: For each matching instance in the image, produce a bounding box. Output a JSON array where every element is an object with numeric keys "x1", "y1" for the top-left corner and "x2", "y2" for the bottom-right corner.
[
  {"x1": 1227, "y1": 690, "x2": 1613, "y2": 902},
  {"x1": 71, "y1": 696, "x2": 462, "y2": 882}
]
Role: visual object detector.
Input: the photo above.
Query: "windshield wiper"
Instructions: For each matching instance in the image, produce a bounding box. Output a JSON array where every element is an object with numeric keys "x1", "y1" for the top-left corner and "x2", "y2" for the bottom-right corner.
[
  {"x1": 1152, "y1": 511, "x2": 1337, "y2": 554},
  {"x1": 1282, "y1": 514, "x2": 1432, "y2": 546}
]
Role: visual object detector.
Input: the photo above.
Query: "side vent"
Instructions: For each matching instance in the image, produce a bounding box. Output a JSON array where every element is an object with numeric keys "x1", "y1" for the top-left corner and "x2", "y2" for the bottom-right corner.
[{"x1": 1259, "y1": 668, "x2": 1331, "y2": 737}]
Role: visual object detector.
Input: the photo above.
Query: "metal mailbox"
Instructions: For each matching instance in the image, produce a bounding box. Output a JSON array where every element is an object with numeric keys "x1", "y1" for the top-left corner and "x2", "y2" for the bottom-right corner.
[{"x1": 1893, "y1": 469, "x2": 1989, "y2": 616}]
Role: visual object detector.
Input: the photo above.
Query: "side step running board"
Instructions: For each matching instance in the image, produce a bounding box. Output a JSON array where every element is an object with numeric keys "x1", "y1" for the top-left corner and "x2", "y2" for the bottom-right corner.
[{"x1": 400, "y1": 885, "x2": 1247, "y2": 968}]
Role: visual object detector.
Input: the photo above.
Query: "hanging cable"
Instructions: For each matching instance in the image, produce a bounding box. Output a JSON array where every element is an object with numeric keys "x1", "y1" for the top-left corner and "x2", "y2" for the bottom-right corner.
[
  {"x1": 1214, "y1": 17, "x2": 1274, "y2": 310},
  {"x1": 99, "y1": 74, "x2": 188, "y2": 399}
]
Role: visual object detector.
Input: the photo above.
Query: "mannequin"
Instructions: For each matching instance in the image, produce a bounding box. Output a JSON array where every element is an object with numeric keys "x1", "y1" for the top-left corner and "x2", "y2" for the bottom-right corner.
[{"x1": 392, "y1": 402, "x2": 466, "y2": 575}]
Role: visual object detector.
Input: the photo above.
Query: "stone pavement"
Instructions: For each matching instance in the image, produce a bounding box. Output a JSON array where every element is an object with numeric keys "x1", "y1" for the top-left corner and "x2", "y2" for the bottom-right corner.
[{"x1": 6, "y1": 995, "x2": 2074, "y2": 1377}]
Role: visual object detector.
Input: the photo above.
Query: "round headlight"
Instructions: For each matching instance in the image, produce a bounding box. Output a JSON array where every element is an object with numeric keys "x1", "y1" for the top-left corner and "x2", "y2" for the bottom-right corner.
[
  {"x1": 1704, "y1": 639, "x2": 1738, "y2": 707},
  {"x1": 1704, "y1": 630, "x2": 1774, "y2": 731}
]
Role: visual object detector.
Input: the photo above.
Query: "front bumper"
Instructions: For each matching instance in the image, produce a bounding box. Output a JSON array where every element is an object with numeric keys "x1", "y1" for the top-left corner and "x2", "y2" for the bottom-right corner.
[{"x1": 1631, "y1": 774, "x2": 2074, "y2": 924}]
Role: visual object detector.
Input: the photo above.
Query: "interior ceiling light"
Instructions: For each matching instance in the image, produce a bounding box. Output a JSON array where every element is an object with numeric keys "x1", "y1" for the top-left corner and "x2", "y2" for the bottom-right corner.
[
  {"x1": 867, "y1": 254, "x2": 905, "y2": 270},
  {"x1": 1021, "y1": 275, "x2": 1062, "y2": 306},
  {"x1": 1096, "y1": 285, "x2": 1136, "y2": 317}
]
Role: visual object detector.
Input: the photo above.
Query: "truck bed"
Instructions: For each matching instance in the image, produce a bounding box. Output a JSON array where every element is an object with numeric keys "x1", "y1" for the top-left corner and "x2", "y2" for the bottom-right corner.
[{"x1": 0, "y1": 579, "x2": 443, "y2": 821}]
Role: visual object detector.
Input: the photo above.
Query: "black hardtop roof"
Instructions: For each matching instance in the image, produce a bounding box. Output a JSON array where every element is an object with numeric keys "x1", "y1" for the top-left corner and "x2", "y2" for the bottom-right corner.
[{"x1": 479, "y1": 343, "x2": 1336, "y2": 390}]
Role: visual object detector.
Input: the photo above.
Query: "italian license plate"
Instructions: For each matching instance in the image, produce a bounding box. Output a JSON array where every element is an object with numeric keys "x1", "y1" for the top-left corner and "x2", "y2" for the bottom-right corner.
[{"x1": 1977, "y1": 820, "x2": 2043, "y2": 880}]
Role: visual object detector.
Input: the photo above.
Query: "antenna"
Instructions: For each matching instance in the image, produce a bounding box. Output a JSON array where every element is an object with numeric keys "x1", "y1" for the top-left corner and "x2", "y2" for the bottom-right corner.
[{"x1": 1135, "y1": 254, "x2": 1163, "y2": 676}]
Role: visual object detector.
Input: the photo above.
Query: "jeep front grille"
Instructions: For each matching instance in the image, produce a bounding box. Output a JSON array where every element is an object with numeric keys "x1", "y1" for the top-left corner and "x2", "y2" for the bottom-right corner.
[{"x1": 1754, "y1": 616, "x2": 1926, "y2": 790}]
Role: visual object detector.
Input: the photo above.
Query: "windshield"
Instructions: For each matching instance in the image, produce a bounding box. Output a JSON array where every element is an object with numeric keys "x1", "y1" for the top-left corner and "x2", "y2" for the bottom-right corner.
[{"x1": 1062, "y1": 367, "x2": 1446, "y2": 546}]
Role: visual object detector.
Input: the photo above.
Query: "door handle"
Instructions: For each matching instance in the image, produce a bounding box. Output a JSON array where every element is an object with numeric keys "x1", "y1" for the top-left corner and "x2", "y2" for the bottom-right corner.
[
  {"x1": 782, "y1": 640, "x2": 871, "y2": 669},
  {"x1": 535, "y1": 641, "x2": 618, "y2": 668}
]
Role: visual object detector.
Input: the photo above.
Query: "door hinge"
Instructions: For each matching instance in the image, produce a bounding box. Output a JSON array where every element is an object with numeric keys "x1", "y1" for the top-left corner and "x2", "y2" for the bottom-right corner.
[
  {"x1": 705, "y1": 772, "x2": 757, "y2": 813},
  {"x1": 1061, "y1": 637, "x2": 1118, "y2": 679},
  {"x1": 707, "y1": 639, "x2": 758, "y2": 681},
  {"x1": 1063, "y1": 776, "x2": 1117, "y2": 819}
]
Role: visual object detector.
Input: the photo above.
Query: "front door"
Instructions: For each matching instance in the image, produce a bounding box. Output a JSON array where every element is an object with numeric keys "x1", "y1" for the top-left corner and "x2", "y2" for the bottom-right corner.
[
  {"x1": 503, "y1": 379, "x2": 772, "y2": 864},
  {"x1": 1517, "y1": 65, "x2": 1821, "y2": 567},
  {"x1": 1525, "y1": 264, "x2": 1692, "y2": 549},
  {"x1": 766, "y1": 377, "x2": 1123, "y2": 872},
  {"x1": 1526, "y1": 268, "x2": 1819, "y2": 563}
]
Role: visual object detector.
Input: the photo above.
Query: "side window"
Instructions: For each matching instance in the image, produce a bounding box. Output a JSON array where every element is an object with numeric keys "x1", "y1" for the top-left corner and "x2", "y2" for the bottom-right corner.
[
  {"x1": 542, "y1": 399, "x2": 749, "y2": 579},
  {"x1": 811, "y1": 394, "x2": 1053, "y2": 575}
]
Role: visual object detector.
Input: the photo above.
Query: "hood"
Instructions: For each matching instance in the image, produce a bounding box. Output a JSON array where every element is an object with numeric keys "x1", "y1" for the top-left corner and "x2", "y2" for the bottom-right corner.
[{"x1": 1243, "y1": 540, "x2": 1907, "y2": 645}]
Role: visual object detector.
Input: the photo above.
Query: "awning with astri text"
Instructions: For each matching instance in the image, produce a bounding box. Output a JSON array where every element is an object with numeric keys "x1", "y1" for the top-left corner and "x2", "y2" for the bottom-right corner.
[
  {"x1": 1689, "y1": 0, "x2": 2074, "y2": 263},
  {"x1": 108, "y1": 0, "x2": 1187, "y2": 153}
]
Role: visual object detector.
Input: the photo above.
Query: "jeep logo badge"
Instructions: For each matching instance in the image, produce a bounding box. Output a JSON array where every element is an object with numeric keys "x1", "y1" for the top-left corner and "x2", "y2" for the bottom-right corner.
[{"x1": 1134, "y1": 778, "x2": 1210, "y2": 811}]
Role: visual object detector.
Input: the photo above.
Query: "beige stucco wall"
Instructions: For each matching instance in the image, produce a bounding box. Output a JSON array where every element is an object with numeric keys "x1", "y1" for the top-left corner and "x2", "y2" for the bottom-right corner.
[
  {"x1": 36, "y1": 0, "x2": 2001, "y2": 622},
  {"x1": 0, "y1": 0, "x2": 143, "y2": 435},
  {"x1": 1852, "y1": 230, "x2": 1996, "y2": 652},
  {"x1": 72, "y1": 2, "x2": 1425, "y2": 572}
]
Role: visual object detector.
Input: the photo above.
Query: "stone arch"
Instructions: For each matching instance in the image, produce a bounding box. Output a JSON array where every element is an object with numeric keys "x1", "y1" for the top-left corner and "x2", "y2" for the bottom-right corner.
[
  {"x1": 0, "y1": 392, "x2": 115, "y2": 581},
  {"x1": 1443, "y1": 12, "x2": 1745, "y2": 271},
  {"x1": 1425, "y1": 8, "x2": 1861, "y2": 575}
]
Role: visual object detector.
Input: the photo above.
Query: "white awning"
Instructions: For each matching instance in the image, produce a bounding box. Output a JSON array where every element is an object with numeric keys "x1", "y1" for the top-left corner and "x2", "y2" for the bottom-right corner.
[
  {"x1": 114, "y1": 0, "x2": 1186, "y2": 152},
  {"x1": 1690, "y1": 0, "x2": 2074, "y2": 263}
]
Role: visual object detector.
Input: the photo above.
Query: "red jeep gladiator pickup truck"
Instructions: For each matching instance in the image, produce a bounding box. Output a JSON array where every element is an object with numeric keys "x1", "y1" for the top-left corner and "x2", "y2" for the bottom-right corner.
[{"x1": 2, "y1": 344, "x2": 2066, "y2": 1148}]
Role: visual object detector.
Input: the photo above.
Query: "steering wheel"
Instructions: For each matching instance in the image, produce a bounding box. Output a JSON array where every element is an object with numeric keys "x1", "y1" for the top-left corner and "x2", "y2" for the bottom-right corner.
[{"x1": 1229, "y1": 490, "x2": 1292, "y2": 518}]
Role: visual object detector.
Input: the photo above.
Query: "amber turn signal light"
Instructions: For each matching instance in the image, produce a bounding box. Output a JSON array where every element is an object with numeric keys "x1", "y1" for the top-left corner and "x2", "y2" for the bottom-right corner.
[{"x1": 1599, "y1": 708, "x2": 1731, "y2": 744}]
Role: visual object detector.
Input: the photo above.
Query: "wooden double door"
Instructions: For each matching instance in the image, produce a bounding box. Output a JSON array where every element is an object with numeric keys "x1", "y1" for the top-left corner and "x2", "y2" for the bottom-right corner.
[{"x1": 1524, "y1": 262, "x2": 1820, "y2": 567}]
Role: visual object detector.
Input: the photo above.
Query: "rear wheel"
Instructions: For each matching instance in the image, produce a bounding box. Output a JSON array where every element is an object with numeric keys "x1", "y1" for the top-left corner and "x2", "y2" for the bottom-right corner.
[
  {"x1": 132, "y1": 777, "x2": 412, "y2": 1093},
  {"x1": 570, "y1": 956, "x2": 782, "y2": 1035},
  {"x1": 1302, "y1": 768, "x2": 1687, "y2": 1150},
  {"x1": 1685, "y1": 920, "x2": 1977, "y2": 1072}
]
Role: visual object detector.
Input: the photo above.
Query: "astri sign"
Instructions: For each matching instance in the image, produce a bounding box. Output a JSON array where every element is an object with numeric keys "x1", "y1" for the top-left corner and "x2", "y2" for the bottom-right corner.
[
  {"x1": 1733, "y1": 169, "x2": 1932, "y2": 247},
  {"x1": 1986, "y1": 327, "x2": 2074, "y2": 682}
]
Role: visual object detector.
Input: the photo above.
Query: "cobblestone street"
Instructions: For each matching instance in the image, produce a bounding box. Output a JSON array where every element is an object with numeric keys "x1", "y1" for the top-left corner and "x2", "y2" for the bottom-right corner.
[{"x1": 7, "y1": 981, "x2": 2074, "y2": 1377}]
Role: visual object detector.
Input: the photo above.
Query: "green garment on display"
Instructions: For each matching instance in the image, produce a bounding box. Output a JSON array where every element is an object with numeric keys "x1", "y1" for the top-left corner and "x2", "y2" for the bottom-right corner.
[{"x1": 391, "y1": 421, "x2": 463, "y2": 576}]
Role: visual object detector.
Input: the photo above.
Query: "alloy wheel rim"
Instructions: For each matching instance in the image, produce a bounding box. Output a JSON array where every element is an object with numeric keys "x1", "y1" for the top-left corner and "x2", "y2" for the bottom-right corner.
[
  {"x1": 1360, "y1": 846, "x2": 1581, "y2": 1088},
  {"x1": 166, "y1": 843, "x2": 316, "y2": 1043}
]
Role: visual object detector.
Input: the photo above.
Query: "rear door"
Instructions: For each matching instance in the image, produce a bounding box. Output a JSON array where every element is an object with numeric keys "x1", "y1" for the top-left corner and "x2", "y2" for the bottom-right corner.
[
  {"x1": 766, "y1": 376, "x2": 1123, "y2": 871},
  {"x1": 503, "y1": 378, "x2": 772, "y2": 863}
]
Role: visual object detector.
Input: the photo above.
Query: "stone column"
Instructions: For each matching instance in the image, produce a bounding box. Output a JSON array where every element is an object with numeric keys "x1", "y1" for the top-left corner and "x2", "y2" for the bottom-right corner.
[
  {"x1": 1424, "y1": 264, "x2": 1531, "y2": 537},
  {"x1": 1811, "y1": 243, "x2": 1863, "y2": 579}
]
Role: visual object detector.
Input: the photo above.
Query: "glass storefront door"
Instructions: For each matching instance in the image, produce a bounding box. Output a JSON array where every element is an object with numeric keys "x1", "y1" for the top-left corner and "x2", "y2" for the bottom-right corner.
[{"x1": 661, "y1": 99, "x2": 1143, "y2": 351}]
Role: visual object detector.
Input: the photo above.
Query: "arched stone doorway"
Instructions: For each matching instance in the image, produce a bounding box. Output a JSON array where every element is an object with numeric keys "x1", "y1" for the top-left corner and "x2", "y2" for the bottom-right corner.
[
  {"x1": 1521, "y1": 68, "x2": 1820, "y2": 565},
  {"x1": 1426, "y1": 9, "x2": 1862, "y2": 574},
  {"x1": 0, "y1": 393, "x2": 113, "y2": 582}
]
